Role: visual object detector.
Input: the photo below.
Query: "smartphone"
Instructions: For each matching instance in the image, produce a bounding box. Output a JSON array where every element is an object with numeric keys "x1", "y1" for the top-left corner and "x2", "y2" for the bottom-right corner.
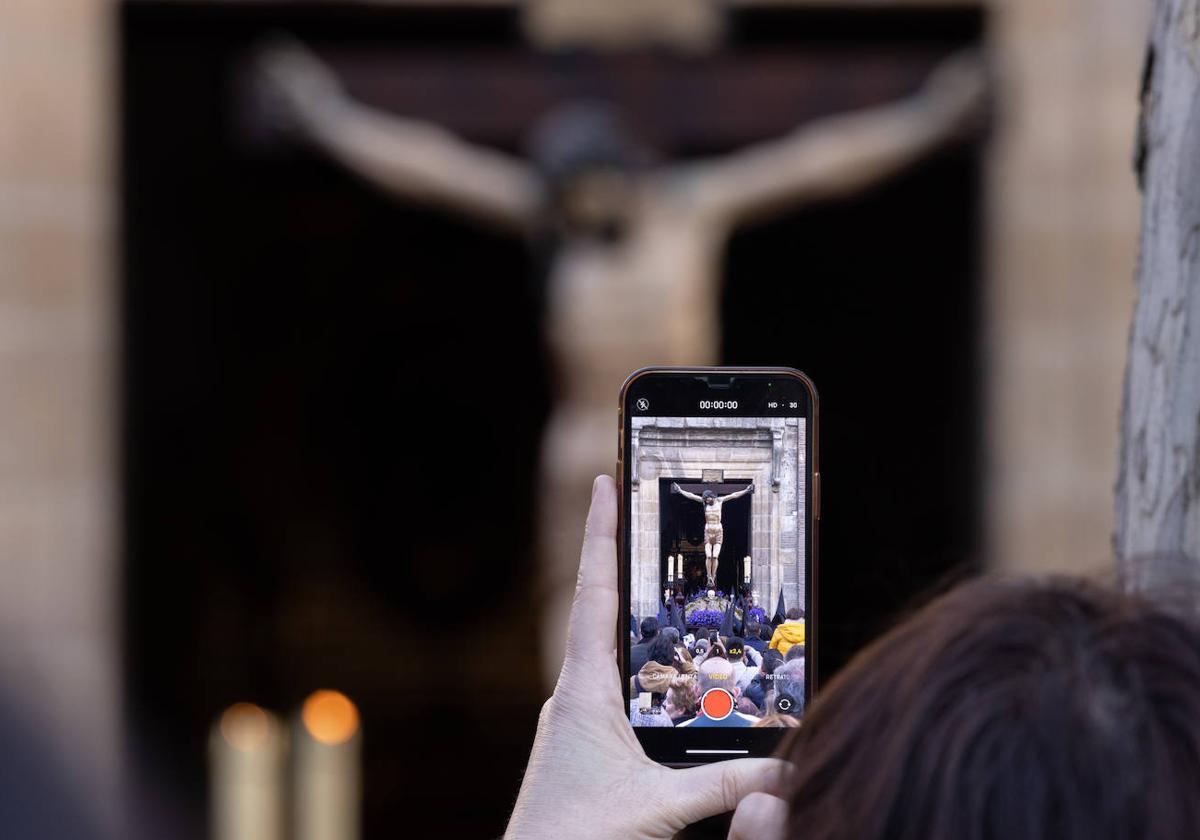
[{"x1": 617, "y1": 367, "x2": 818, "y2": 765}]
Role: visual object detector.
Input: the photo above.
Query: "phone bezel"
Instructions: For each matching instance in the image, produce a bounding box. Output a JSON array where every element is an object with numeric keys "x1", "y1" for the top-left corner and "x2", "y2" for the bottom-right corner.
[{"x1": 617, "y1": 366, "x2": 819, "y2": 765}]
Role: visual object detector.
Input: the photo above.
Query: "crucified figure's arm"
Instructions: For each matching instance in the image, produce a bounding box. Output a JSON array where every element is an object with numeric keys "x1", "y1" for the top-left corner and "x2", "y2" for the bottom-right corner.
[
  {"x1": 718, "y1": 483, "x2": 753, "y2": 502},
  {"x1": 256, "y1": 40, "x2": 543, "y2": 233},
  {"x1": 671, "y1": 483, "x2": 704, "y2": 504},
  {"x1": 677, "y1": 51, "x2": 989, "y2": 228}
]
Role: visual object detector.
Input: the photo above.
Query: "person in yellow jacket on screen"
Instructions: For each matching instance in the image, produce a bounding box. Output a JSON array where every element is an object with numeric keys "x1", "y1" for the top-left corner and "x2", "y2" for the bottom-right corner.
[{"x1": 769, "y1": 608, "x2": 806, "y2": 655}]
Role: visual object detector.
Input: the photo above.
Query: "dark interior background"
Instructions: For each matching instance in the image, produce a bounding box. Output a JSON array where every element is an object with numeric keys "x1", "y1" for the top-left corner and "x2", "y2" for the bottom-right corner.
[{"x1": 121, "y1": 3, "x2": 984, "y2": 836}]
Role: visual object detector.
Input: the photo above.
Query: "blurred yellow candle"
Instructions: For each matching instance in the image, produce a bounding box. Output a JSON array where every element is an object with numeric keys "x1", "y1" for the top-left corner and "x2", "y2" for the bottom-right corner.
[
  {"x1": 295, "y1": 690, "x2": 361, "y2": 840},
  {"x1": 209, "y1": 703, "x2": 285, "y2": 840}
]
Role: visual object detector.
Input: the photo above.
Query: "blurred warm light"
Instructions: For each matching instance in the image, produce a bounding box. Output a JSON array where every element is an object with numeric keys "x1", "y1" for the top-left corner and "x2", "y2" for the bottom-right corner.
[
  {"x1": 301, "y1": 690, "x2": 359, "y2": 745},
  {"x1": 219, "y1": 703, "x2": 274, "y2": 752}
]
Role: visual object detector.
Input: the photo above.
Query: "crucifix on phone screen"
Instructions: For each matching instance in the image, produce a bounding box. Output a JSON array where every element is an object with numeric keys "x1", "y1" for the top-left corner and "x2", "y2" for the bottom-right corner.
[{"x1": 257, "y1": 40, "x2": 986, "y2": 686}]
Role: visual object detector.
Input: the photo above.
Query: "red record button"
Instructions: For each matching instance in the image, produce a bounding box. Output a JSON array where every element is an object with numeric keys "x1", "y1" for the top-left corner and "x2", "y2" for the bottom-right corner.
[{"x1": 700, "y1": 688, "x2": 734, "y2": 721}]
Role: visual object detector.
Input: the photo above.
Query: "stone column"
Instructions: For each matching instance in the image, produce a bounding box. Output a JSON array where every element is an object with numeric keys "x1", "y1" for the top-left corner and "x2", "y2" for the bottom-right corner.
[
  {"x1": 989, "y1": 0, "x2": 1146, "y2": 573},
  {"x1": 0, "y1": 0, "x2": 119, "y2": 833},
  {"x1": 634, "y1": 467, "x2": 662, "y2": 621}
]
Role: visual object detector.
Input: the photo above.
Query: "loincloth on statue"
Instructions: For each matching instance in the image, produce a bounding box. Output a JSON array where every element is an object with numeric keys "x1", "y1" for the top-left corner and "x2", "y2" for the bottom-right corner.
[{"x1": 703, "y1": 523, "x2": 724, "y2": 546}]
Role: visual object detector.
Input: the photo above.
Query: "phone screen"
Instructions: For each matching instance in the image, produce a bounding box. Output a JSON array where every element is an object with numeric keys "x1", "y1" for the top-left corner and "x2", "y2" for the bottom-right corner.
[{"x1": 621, "y1": 369, "x2": 815, "y2": 759}]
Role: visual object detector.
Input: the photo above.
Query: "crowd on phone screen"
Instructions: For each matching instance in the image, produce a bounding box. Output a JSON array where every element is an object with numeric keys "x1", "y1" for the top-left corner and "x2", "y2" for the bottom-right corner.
[{"x1": 627, "y1": 608, "x2": 807, "y2": 727}]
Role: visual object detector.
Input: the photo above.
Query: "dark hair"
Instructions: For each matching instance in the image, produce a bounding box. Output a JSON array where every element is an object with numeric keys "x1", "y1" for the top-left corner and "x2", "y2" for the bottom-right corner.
[
  {"x1": 702, "y1": 490, "x2": 716, "y2": 501},
  {"x1": 527, "y1": 102, "x2": 648, "y2": 185},
  {"x1": 785, "y1": 643, "x2": 806, "y2": 663},
  {"x1": 786, "y1": 607, "x2": 804, "y2": 620},
  {"x1": 760, "y1": 623, "x2": 773, "y2": 642},
  {"x1": 781, "y1": 578, "x2": 1200, "y2": 840},
  {"x1": 726, "y1": 636, "x2": 746, "y2": 658},
  {"x1": 639, "y1": 617, "x2": 659, "y2": 640},
  {"x1": 647, "y1": 634, "x2": 676, "y2": 667},
  {"x1": 760, "y1": 649, "x2": 784, "y2": 676},
  {"x1": 746, "y1": 620, "x2": 761, "y2": 638}
]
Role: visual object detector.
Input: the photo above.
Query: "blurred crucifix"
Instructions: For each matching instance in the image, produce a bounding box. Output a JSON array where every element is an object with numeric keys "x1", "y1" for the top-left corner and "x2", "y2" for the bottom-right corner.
[{"x1": 258, "y1": 42, "x2": 986, "y2": 687}]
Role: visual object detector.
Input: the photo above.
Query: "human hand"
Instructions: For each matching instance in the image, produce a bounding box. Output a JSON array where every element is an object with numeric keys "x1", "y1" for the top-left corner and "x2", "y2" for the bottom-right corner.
[
  {"x1": 505, "y1": 475, "x2": 788, "y2": 840},
  {"x1": 728, "y1": 791, "x2": 789, "y2": 840}
]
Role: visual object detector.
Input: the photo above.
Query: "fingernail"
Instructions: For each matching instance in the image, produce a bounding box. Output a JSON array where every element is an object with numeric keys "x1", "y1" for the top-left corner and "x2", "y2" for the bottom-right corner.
[{"x1": 592, "y1": 475, "x2": 603, "y2": 500}]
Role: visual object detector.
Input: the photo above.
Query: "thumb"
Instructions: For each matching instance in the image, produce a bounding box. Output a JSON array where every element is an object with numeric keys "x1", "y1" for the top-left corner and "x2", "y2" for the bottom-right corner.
[
  {"x1": 670, "y1": 758, "x2": 790, "y2": 822},
  {"x1": 728, "y1": 792, "x2": 788, "y2": 840}
]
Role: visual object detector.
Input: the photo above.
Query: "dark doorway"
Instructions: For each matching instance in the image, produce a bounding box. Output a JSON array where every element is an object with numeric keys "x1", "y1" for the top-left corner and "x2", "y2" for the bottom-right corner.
[{"x1": 659, "y1": 479, "x2": 752, "y2": 598}]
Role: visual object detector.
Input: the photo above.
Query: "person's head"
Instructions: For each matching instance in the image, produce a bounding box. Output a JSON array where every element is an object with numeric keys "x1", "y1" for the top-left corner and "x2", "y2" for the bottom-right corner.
[
  {"x1": 664, "y1": 677, "x2": 698, "y2": 718},
  {"x1": 772, "y1": 657, "x2": 801, "y2": 715},
  {"x1": 760, "y1": 649, "x2": 784, "y2": 676},
  {"x1": 780, "y1": 578, "x2": 1200, "y2": 840},
  {"x1": 760, "y1": 623, "x2": 773, "y2": 642},
  {"x1": 639, "y1": 617, "x2": 658, "y2": 641},
  {"x1": 745, "y1": 620, "x2": 761, "y2": 640},
  {"x1": 527, "y1": 102, "x2": 649, "y2": 239},
  {"x1": 784, "y1": 643, "x2": 806, "y2": 663},
  {"x1": 707, "y1": 642, "x2": 728, "y2": 661},
  {"x1": 698, "y1": 658, "x2": 738, "y2": 696},
  {"x1": 661, "y1": 626, "x2": 680, "y2": 646},
  {"x1": 726, "y1": 636, "x2": 746, "y2": 662},
  {"x1": 647, "y1": 633, "x2": 676, "y2": 668},
  {"x1": 692, "y1": 638, "x2": 709, "y2": 658},
  {"x1": 754, "y1": 713, "x2": 800, "y2": 729},
  {"x1": 636, "y1": 658, "x2": 675, "y2": 693},
  {"x1": 702, "y1": 490, "x2": 716, "y2": 506},
  {"x1": 786, "y1": 607, "x2": 804, "y2": 621}
]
